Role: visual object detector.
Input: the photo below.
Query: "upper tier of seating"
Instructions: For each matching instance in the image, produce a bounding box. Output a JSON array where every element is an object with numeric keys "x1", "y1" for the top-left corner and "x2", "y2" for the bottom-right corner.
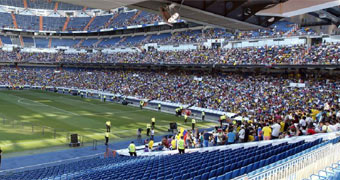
[
  {"x1": 0, "y1": 10, "x2": 162, "y2": 31},
  {"x1": 0, "y1": 138, "x2": 323, "y2": 180},
  {"x1": 0, "y1": 0, "x2": 87, "y2": 10}
]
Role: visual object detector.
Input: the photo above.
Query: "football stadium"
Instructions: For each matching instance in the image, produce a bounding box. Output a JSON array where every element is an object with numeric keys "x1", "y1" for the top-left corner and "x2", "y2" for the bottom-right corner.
[{"x1": 0, "y1": 0, "x2": 340, "y2": 179}]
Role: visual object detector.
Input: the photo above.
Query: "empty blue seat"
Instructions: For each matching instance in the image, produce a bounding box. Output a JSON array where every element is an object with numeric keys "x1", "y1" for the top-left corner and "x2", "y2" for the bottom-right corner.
[
  {"x1": 231, "y1": 169, "x2": 240, "y2": 179},
  {"x1": 223, "y1": 165, "x2": 231, "y2": 173},
  {"x1": 173, "y1": 176, "x2": 181, "y2": 180},
  {"x1": 216, "y1": 167, "x2": 223, "y2": 176},
  {"x1": 209, "y1": 169, "x2": 217, "y2": 178},
  {"x1": 240, "y1": 167, "x2": 247, "y2": 175},
  {"x1": 201, "y1": 172, "x2": 209, "y2": 180},
  {"x1": 246, "y1": 163, "x2": 253, "y2": 173},
  {"x1": 193, "y1": 175, "x2": 201, "y2": 180},
  {"x1": 181, "y1": 173, "x2": 189, "y2": 179},
  {"x1": 224, "y1": 172, "x2": 232, "y2": 180},
  {"x1": 190, "y1": 171, "x2": 197, "y2": 178}
]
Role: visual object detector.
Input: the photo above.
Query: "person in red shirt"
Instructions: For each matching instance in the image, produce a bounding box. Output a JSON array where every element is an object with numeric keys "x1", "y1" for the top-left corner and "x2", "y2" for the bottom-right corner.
[{"x1": 307, "y1": 124, "x2": 317, "y2": 135}]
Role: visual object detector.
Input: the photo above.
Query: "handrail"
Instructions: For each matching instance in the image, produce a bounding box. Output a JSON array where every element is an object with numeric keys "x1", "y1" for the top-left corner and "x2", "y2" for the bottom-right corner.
[{"x1": 238, "y1": 136, "x2": 340, "y2": 180}]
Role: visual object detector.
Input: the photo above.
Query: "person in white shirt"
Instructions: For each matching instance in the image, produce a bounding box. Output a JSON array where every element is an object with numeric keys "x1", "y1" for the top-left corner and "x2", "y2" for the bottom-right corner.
[
  {"x1": 306, "y1": 116, "x2": 313, "y2": 124},
  {"x1": 336, "y1": 111, "x2": 340, "y2": 119},
  {"x1": 151, "y1": 128, "x2": 155, "y2": 139},
  {"x1": 299, "y1": 117, "x2": 307, "y2": 128},
  {"x1": 238, "y1": 126, "x2": 245, "y2": 143},
  {"x1": 271, "y1": 122, "x2": 281, "y2": 139}
]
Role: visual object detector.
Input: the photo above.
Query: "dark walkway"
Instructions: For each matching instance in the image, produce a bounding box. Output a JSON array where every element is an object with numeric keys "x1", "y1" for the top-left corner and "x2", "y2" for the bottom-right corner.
[{"x1": 0, "y1": 135, "x2": 165, "y2": 173}]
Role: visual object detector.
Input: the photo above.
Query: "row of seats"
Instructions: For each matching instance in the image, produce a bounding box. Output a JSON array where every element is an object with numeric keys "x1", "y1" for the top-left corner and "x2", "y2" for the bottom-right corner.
[
  {"x1": 0, "y1": 0, "x2": 86, "y2": 10},
  {"x1": 0, "y1": 138, "x2": 323, "y2": 180},
  {"x1": 0, "y1": 11, "x2": 160, "y2": 31},
  {"x1": 0, "y1": 35, "x2": 150, "y2": 48}
]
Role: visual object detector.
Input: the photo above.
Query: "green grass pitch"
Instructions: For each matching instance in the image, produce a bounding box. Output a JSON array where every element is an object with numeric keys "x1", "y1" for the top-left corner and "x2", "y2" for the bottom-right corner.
[{"x1": 0, "y1": 90, "x2": 216, "y2": 153}]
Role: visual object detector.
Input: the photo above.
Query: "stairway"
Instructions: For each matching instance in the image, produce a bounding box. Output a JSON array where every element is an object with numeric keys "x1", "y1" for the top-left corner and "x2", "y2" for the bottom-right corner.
[
  {"x1": 54, "y1": 2, "x2": 58, "y2": 11},
  {"x1": 76, "y1": 39, "x2": 84, "y2": 47},
  {"x1": 48, "y1": 38, "x2": 52, "y2": 48},
  {"x1": 23, "y1": 0, "x2": 28, "y2": 8},
  {"x1": 117, "y1": 37, "x2": 126, "y2": 46},
  {"x1": 11, "y1": 13, "x2": 18, "y2": 29},
  {"x1": 19, "y1": 36, "x2": 24, "y2": 47},
  {"x1": 62, "y1": 17, "x2": 70, "y2": 31},
  {"x1": 83, "y1": 16, "x2": 96, "y2": 31},
  {"x1": 39, "y1": 16, "x2": 43, "y2": 31},
  {"x1": 130, "y1": 10, "x2": 142, "y2": 22},
  {"x1": 104, "y1": 13, "x2": 119, "y2": 28},
  {"x1": 10, "y1": 36, "x2": 21, "y2": 46},
  {"x1": 93, "y1": 39, "x2": 103, "y2": 48},
  {"x1": 141, "y1": 35, "x2": 151, "y2": 44}
]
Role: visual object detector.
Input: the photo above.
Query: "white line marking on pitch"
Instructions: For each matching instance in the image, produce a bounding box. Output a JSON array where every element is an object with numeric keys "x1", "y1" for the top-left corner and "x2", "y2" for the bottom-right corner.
[{"x1": 10, "y1": 93, "x2": 79, "y2": 116}]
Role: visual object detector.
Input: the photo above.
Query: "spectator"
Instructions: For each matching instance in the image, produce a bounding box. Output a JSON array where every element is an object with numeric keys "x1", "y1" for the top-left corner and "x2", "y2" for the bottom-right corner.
[
  {"x1": 271, "y1": 121, "x2": 281, "y2": 139},
  {"x1": 262, "y1": 124, "x2": 272, "y2": 140}
]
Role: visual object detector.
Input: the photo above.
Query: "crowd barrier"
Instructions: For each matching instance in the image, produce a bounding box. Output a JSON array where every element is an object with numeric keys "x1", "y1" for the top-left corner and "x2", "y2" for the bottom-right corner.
[{"x1": 236, "y1": 132, "x2": 340, "y2": 180}]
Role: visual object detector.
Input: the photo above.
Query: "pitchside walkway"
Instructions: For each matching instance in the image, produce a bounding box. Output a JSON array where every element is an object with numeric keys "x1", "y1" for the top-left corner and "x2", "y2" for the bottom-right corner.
[{"x1": 0, "y1": 135, "x2": 166, "y2": 173}]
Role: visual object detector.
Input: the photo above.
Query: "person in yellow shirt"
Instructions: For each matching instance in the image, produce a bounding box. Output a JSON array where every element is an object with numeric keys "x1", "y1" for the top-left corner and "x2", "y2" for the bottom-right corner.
[
  {"x1": 262, "y1": 124, "x2": 272, "y2": 140},
  {"x1": 310, "y1": 109, "x2": 320, "y2": 121},
  {"x1": 151, "y1": 117, "x2": 156, "y2": 128},
  {"x1": 105, "y1": 132, "x2": 109, "y2": 145},
  {"x1": 106, "y1": 120, "x2": 111, "y2": 132},
  {"x1": 148, "y1": 139, "x2": 154, "y2": 151},
  {"x1": 280, "y1": 121, "x2": 285, "y2": 133},
  {"x1": 140, "y1": 100, "x2": 144, "y2": 109},
  {"x1": 248, "y1": 134, "x2": 255, "y2": 142},
  {"x1": 128, "y1": 141, "x2": 136, "y2": 156},
  {"x1": 184, "y1": 115, "x2": 188, "y2": 124},
  {"x1": 146, "y1": 123, "x2": 151, "y2": 136},
  {"x1": 178, "y1": 136, "x2": 185, "y2": 154},
  {"x1": 220, "y1": 114, "x2": 226, "y2": 127},
  {"x1": 192, "y1": 119, "x2": 196, "y2": 130},
  {"x1": 171, "y1": 136, "x2": 177, "y2": 150}
]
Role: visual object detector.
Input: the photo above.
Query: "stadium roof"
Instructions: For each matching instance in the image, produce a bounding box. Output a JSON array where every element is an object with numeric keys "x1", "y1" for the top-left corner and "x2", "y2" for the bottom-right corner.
[{"x1": 55, "y1": 0, "x2": 340, "y2": 30}]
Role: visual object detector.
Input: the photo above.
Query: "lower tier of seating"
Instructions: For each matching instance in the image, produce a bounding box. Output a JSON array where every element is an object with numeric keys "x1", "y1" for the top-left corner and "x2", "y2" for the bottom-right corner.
[{"x1": 0, "y1": 138, "x2": 324, "y2": 180}]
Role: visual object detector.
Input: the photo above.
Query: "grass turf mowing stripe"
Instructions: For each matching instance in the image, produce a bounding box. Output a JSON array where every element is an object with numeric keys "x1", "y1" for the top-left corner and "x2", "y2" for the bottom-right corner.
[{"x1": 0, "y1": 90, "x2": 216, "y2": 153}]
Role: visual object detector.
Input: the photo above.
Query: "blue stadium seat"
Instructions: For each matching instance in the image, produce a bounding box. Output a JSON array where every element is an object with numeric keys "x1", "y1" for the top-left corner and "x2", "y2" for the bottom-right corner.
[
  {"x1": 202, "y1": 172, "x2": 209, "y2": 180},
  {"x1": 240, "y1": 166, "x2": 247, "y2": 175},
  {"x1": 209, "y1": 169, "x2": 217, "y2": 178},
  {"x1": 216, "y1": 167, "x2": 223, "y2": 176},
  {"x1": 223, "y1": 165, "x2": 231, "y2": 173},
  {"x1": 246, "y1": 163, "x2": 253, "y2": 173},
  {"x1": 193, "y1": 175, "x2": 201, "y2": 180},
  {"x1": 231, "y1": 169, "x2": 240, "y2": 179}
]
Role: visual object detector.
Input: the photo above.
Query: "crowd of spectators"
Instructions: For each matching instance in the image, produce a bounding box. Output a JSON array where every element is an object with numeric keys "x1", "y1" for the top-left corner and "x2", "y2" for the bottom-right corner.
[
  {"x1": 2, "y1": 42, "x2": 339, "y2": 65},
  {"x1": 1, "y1": 67, "x2": 339, "y2": 148},
  {"x1": 1, "y1": 67, "x2": 339, "y2": 116},
  {"x1": 151, "y1": 107, "x2": 340, "y2": 151}
]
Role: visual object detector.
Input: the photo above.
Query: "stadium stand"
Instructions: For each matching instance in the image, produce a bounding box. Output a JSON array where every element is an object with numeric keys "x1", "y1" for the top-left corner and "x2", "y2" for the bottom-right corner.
[
  {"x1": 0, "y1": 1, "x2": 339, "y2": 180},
  {"x1": 0, "y1": 12, "x2": 14, "y2": 28},
  {"x1": 0, "y1": 138, "x2": 325, "y2": 180},
  {"x1": 22, "y1": 36, "x2": 34, "y2": 47},
  {"x1": 16, "y1": 14, "x2": 40, "y2": 30},
  {"x1": 0, "y1": 42, "x2": 338, "y2": 64},
  {"x1": 34, "y1": 37, "x2": 49, "y2": 48},
  {"x1": 50, "y1": 38, "x2": 79, "y2": 47},
  {"x1": 43, "y1": 16, "x2": 66, "y2": 31},
  {"x1": 0, "y1": 35, "x2": 12, "y2": 44},
  {"x1": 0, "y1": 0, "x2": 24, "y2": 8}
]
